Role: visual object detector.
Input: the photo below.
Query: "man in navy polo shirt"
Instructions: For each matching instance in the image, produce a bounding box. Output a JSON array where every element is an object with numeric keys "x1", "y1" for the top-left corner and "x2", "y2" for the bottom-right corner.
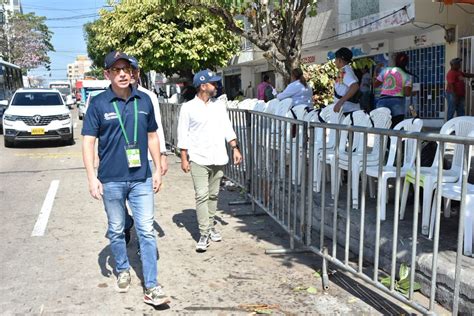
[{"x1": 81, "y1": 51, "x2": 169, "y2": 306}]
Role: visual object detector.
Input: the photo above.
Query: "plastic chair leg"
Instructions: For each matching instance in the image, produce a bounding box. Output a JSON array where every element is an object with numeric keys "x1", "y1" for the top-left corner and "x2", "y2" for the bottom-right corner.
[
  {"x1": 465, "y1": 196, "x2": 473, "y2": 257},
  {"x1": 421, "y1": 186, "x2": 434, "y2": 236},
  {"x1": 400, "y1": 179, "x2": 410, "y2": 220}
]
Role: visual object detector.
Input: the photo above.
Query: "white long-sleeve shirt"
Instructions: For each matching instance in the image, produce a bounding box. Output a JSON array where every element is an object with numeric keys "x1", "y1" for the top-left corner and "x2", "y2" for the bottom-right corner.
[
  {"x1": 177, "y1": 96, "x2": 237, "y2": 166},
  {"x1": 277, "y1": 80, "x2": 313, "y2": 107},
  {"x1": 138, "y1": 86, "x2": 167, "y2": 160}
]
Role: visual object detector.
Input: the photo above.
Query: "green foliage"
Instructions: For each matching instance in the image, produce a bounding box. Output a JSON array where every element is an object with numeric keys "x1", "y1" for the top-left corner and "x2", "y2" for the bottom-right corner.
[
  {"x1": 302, "y1": 61, "x2": 338, "y2": 109},
  {"x1": 84, "y1": 67, "x2": 105, "y2": 80},
  {"x1": 352, "y1": 57, "x2": 376, "y2": 70},
  {"x1": 85, "y1": 1, "x2": 240, "y2": 77},
  {"x1": 380, "y1": 263, "x2": 421, "y2": 296}
]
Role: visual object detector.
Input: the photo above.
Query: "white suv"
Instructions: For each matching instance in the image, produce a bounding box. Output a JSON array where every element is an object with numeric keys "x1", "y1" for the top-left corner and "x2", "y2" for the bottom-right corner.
[{"x1": 2, "y1": 88, "x2": 74, "y2": 147}]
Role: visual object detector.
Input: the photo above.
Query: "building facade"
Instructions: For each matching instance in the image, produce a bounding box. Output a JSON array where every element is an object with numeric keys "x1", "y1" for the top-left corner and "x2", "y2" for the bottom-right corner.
[
  {"x1": 67, "y1": 55, "x2": 93, "y2": 84},
  {"x1": 220, "y1": 0, "x2": 474, "y2": 125}
]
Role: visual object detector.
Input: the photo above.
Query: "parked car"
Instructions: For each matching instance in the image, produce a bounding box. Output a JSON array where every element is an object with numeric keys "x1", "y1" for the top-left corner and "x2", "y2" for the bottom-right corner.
[
  {"x1": 78, "y1": 89, "x2": 105, "y2": 120},
  {"x1": 2, "y1": 88, "x2": 74, "y2": 147}
]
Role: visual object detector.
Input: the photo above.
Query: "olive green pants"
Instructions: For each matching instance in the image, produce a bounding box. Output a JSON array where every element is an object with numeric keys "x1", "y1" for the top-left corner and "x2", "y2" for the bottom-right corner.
[{"x1": 190, "y1": 162, "x2": 225, "y2": 235}]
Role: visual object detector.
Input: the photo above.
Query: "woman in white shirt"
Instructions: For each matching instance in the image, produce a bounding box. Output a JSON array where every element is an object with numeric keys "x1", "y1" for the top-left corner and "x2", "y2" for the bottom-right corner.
[
  {"x1": 277, "y1": 68, "x2": 313, "y2": 111},
  {"x1": 333, "y1": 47, "x2": 361, "y2": 115}
]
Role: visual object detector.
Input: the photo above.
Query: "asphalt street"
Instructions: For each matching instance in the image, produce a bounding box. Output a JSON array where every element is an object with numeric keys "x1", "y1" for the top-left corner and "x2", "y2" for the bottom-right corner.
[{"x1": 0, "y1": 109, "x2": 414, "y2": 315}]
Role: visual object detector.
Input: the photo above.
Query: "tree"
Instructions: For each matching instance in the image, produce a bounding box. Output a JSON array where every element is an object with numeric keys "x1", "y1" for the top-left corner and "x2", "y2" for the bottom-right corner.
[
  {"x1": 173, "y1": 0, "x2": 319, "y2": 84},
  {"x1": 0, "y1": 12, "x2": 54, "y2": 71},
  {"x1": 84, "y1": 1, "x2": 240, "y2": 79}
]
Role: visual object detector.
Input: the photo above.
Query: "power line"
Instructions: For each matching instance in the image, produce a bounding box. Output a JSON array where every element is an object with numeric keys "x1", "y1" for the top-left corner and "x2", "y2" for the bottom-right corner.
[
  {"x1": 45, "y1": 13, "x2": 99, "y2": 21},
  {"x1": 49, "y1": 25, "x2": 85, "y2": 29},
  {"x1": 23, "y1": 4, "x2": 112, "y2": 12}
]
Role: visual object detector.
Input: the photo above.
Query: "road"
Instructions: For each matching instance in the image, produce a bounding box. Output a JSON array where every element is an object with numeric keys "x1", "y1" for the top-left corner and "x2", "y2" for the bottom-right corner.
[{"x1": 0, "y1": 109, "x2": 410, "y2": 315}]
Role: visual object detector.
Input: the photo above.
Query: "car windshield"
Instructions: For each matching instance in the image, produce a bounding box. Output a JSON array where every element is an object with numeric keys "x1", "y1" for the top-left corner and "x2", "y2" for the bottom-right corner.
[{"x1": 11, "y1": 92, "x2": 63, "y2": 106}]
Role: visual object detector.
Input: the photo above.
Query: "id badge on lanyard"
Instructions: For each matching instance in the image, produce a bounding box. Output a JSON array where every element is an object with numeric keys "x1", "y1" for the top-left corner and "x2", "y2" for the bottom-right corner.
[
  {"x1": 125, "y1": 142, "x2": 141, "y2": 168},
  {"x1": 113, "y1": 99, "x2": 142, "y2": 168}
]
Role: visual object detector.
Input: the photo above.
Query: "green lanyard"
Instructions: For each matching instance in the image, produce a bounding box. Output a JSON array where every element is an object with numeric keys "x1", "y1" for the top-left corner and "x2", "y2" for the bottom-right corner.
[{"x1": 112, "y1": 98, "x2": 138, "y2": 144}]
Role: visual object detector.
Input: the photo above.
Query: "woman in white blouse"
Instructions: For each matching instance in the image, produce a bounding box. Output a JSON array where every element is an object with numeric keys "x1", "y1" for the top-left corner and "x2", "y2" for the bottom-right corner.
[{"x1": 277, "y1": 68, "x2": 313, "y2": 111}]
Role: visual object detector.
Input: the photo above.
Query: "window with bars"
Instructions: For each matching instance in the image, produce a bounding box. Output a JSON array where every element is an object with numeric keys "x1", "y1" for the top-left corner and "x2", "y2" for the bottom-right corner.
[{"x1": 399, "y1": 45, "x2": 446, "y2": 119}]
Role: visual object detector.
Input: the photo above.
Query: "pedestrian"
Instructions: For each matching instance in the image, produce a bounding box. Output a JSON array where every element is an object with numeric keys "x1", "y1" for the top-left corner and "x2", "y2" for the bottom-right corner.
[
  {"x1": 177, "y1": 69, "x2": 243, "y2": 252},
  {"x1": 333, "y1": 47, "x2": 361, "y2": 115},
  {"x1": 374, "y1": 52, "x2": 414, "y2": 127},
  {"x1": 257, "y1": 75, "x2": 275, "y2": 102},
  {"x1": 359, "y1": 67, "x2": 372, "y2": 111},
  {"x1": 81, "y1": 51, "x2": 169, "y2": 306},
  {"x1": 277, "y1": 68, "x2": 313, "y2": 111},
  {"x1": 120, "y1": 56, "x2": 169, "y2": 249},
  {"x1": 245, "y1": 82, "x2": 254, "y2": 98},
  {"x1": 446, "y1": 57, "x2": 474, "y2": 120}
]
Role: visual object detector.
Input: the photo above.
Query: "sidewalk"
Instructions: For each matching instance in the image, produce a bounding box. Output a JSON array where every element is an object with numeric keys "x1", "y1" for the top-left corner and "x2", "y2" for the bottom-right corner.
[{"x1": 117, "y1": 155, "x2": 411, "y2": 314}]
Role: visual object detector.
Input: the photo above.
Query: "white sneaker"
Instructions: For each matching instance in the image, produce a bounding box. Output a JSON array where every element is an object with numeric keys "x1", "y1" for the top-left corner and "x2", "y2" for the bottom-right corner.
[
  {"x1": 196, "y1": 235, "x2": 210, "y2": 252},
  {"x1": 209, "y1": 227, "x2": 222, "y2": 242},
  {"x1": 116, "y1": 270, "x2": 131, "y2": 293},
  {"x1": 143, "y1": 286, "x2": 170, "y2": 306}
]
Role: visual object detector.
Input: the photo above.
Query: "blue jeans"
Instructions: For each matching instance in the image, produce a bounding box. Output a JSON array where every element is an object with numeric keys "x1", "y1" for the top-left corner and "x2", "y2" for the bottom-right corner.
[
  {"x1": 447, "y1": 92, "x2": 465, "y2": 120},
  {"x1": 102, "y1": 177, "x2": 157, "y2": 289}
]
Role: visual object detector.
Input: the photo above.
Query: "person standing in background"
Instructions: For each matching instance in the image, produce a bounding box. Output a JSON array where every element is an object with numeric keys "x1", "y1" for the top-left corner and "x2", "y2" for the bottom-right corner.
[{"x1": 446, "y1": 57, "x2": 474, "y2": 120}]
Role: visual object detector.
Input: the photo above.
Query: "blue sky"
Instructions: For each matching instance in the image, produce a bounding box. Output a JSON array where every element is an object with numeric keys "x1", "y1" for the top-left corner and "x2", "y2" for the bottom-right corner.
[{"x1": 22, "y1": 0, "x2": 108, "y2": 83}]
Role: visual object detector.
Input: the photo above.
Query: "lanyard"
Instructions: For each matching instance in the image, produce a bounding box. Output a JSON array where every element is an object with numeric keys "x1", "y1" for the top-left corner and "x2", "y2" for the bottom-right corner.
[{"x1": 112, "y1": 98, "x2": 138, "y2": 145}]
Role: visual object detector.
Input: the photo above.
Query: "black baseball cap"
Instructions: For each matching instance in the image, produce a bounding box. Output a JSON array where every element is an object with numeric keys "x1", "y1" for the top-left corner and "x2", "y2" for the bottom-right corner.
[
  {"x1": 335, "y1": 47, "x2": 353, "y2": 63},
  {"x1": 104, "y1": 51, "x2": 132, "y2": 69}
]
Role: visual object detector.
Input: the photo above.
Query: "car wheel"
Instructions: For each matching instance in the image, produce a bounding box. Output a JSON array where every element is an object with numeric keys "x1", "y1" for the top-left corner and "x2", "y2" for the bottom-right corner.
[
  {"x1": 65, "y1": 130, "x2": 75, "y2": 146},
  {"x1": 4, "y1": 138, "x2": 14, "y2": 148}
]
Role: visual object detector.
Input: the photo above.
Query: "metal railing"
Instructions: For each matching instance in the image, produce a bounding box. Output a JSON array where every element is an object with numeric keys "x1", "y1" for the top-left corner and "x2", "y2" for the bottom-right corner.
[{"x1": 160, "y1": 102, "x2": 474, "y2": 315}]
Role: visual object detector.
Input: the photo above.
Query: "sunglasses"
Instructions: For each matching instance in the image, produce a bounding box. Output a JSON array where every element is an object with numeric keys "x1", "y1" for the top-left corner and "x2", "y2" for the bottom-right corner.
[{"x1": 108, "y1": 66, "x2": 132, "y2": 74}]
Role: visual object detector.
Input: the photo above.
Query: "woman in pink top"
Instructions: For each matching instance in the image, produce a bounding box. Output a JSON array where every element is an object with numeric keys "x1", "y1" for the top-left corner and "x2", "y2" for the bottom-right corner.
[
  {"x1": 374, "y1": 53, "x2": 414, "y2": 128},
  {"x1": 257, "y1": 75, "x2": 274, "y2": 102}
]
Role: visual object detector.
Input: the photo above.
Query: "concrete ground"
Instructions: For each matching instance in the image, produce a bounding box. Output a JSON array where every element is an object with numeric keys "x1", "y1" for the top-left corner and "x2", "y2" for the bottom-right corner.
[{"x1": 0, "y1": 110, "x2": 416, "y2": 315}]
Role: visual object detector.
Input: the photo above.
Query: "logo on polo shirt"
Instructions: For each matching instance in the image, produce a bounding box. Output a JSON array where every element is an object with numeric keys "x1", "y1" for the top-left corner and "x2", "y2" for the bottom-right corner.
[{"x1": 104, "y1": 112, "x2": 118, "y2": 120}]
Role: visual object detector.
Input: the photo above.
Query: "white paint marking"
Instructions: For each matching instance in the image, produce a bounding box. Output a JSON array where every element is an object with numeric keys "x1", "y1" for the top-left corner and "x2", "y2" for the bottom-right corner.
[
  {"x1": 31, "y1": 180, "x2": 60, "y2": 237},
  {"x1": 73, "y1": 122, "x2": 78, "y2": 129}
]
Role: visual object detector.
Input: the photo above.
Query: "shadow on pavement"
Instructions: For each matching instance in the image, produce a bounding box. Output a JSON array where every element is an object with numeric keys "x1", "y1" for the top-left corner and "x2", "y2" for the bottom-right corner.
[
  {"x1": 216, "y1": 185, "x2": 412, "y2": 315},
  {"x1": 330, "y1": 271, "x2": 415, "y2": 315},
  {"x1": 172, "y1": 209, "x2": 200, "y2": 242}
]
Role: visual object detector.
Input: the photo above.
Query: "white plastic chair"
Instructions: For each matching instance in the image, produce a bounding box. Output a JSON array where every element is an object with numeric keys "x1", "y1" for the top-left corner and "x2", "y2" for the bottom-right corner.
[
  {"x1": 429, "y1": 130, "x2": 474, "y2": 256},
  {"x1": 400, "y1": 116, "x2": 474, "y2": 235},
  {"x1": 365, "y1": 118, "x2": 423, "y2": 220},
  {"x1": 274, "y1": 98, "x2": 293, "y2": 117},
  {"x1": 319, "y1": 110, "x2": 372, "y2": 198},
  {"x1": 290, "y1": 104, "x2": 308, "y2": 120},
  {"x1": 336, "y1": 107, "x2": 392, "y2": 209},
  {"x1": 313, "y1": 104, "x2": 344, "y2": 192},
  {"x1": 264, "y1": 99, "x2": 280, "y2": 115},
  {"x1": 253, "y1": 100, "x2": 267, "y2": 112}
]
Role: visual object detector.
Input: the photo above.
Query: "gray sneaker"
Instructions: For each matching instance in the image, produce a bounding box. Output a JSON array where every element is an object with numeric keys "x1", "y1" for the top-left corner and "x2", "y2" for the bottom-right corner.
[
  {"x1": 209, "y1": 227, "x2": 222, "y2": 242},
  {"x1": 144, "y1": 286, "x2": 170, "y2": 306},
  {"x1": 196, "y1": 235, "x2": 210, "y2": 252},
  {"x1": 116, "y1": 270, "x2": 131, "y2": 293}
]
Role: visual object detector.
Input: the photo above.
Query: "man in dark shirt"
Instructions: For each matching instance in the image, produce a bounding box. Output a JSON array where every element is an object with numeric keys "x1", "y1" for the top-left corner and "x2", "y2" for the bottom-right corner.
[
  {"x1": 81, "y1": 51, "x2": 169, "y2": 306},
  {"x1": 446, "y1": 58, "x2": 474, "y2": 120}
]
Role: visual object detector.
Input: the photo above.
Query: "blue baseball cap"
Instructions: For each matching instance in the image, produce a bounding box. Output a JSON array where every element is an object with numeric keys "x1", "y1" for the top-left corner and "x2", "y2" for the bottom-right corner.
[
  {"x1": 129, "y1": 56, "x2": 139, "y2": 69},
  {"x1": 104, "y1": 50, "x2": 132, "y2": 69},
  {"x1": 193, "y1": 69, "x2": 221, "y2": 88}
]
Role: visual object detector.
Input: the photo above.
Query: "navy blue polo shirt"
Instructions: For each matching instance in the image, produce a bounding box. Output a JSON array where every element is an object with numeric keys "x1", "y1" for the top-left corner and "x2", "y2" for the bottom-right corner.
[{"x1": 81, "y1": 86, "x2": 158, "y2": 183}]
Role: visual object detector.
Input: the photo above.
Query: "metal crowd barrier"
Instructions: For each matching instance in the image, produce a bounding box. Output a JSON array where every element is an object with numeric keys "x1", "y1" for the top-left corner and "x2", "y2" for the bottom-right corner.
[{"x1": 160, "y1": 102, "x2": 474, "y2": 315}]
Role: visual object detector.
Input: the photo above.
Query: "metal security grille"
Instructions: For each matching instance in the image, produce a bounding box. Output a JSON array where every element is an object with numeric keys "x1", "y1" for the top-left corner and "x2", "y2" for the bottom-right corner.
[
  {"x1": 459, "y1": 37, "x2": 474, "y2": 116},
  {"x1": 399, "y1": 45, "x2": 446, "y2": 119}
]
